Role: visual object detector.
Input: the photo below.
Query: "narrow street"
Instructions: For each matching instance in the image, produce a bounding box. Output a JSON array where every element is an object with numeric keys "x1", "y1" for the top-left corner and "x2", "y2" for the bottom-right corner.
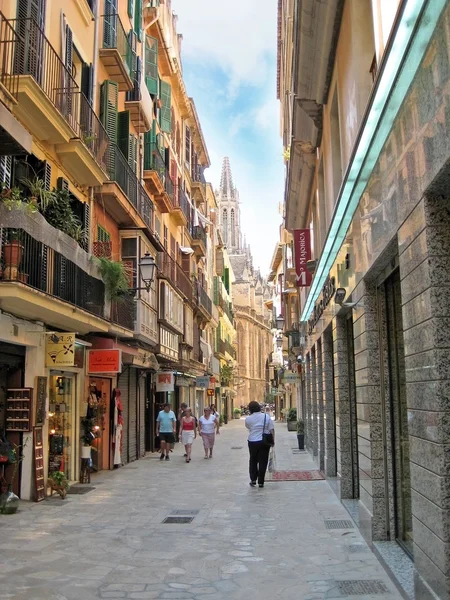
[{"x1": 1, "y1": 422, "x2": 401, "y2": 600}]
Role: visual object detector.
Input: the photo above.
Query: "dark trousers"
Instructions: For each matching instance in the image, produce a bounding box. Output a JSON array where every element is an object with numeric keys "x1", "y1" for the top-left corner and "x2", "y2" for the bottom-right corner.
[{"x1": 248, "y1": 441, "x2": 270, "y2": 484}]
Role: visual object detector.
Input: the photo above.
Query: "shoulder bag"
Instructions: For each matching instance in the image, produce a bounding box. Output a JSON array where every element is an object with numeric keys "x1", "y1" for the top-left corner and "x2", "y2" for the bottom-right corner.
[{"x1": 262, "y1": 413, "x2": 274, "y2": 447}]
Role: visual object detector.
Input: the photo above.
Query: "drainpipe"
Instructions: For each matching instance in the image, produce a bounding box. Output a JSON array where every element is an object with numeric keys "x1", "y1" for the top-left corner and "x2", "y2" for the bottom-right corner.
[{"x1": 92, "y1": 0, "x2": 100, "y2": 110}]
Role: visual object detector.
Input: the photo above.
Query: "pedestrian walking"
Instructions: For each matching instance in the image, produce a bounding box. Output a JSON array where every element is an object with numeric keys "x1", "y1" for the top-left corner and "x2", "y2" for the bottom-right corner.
[
  {"x1": 210, "y1": 404, "x2": 220, "y2": 419},
  {"x1": 179, "y1": 407, "x2": 197, "y2": 462},
  {"x1": 198, "y1": 407, "x2": 220, "y2": 458},
  {"x1": 156, "y1": 403, "x2": 176, "y2": 461},
  {"x1": 245, "y1": 400, "x2": 275, "y2": 488}
]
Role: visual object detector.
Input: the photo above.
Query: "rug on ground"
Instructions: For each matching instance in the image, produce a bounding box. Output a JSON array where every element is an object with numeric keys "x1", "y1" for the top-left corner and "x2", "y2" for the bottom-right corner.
[{"x1": 266, "y1": 470, "x2": 325, "y2": 481}]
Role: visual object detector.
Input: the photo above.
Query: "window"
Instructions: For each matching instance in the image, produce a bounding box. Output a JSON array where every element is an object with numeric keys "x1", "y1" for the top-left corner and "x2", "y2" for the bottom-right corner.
[
  {"x1": 230, "y1": 209, "x2": 235, "y2": 247},
  {"x1": 222, "y1": 208, "x2": 228, "y2": 244},
  {"x1": 185, "y1": 126, "x2": 191, "y2": 165}
]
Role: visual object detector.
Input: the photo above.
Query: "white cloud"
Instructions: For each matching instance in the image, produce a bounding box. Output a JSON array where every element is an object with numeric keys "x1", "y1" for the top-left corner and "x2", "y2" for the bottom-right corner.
[{"x1": 172, "y1": 0, "x2": 277, "y2": 90}]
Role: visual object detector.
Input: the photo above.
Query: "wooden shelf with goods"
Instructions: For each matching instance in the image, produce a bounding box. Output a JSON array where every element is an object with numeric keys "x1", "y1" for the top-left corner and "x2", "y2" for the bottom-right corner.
[{"x1": 6, "y1": 388, "x2": 33, "y2": 432}]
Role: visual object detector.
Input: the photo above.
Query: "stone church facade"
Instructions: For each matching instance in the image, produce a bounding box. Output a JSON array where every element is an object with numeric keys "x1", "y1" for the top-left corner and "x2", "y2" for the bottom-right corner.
[{"x1": 217, "y1": 158, "x2": 272, "y2": 408}]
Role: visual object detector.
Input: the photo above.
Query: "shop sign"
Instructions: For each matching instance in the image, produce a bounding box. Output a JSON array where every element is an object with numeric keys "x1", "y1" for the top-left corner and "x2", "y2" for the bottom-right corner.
[
  {"x1": 196, "y1": 376, "x2": 211, "y2": 389},
  {"x1": 207, "y1": 389, "x2": 215, "y2": 397},
  {"x1": 293, "y1": 229, "x2": 312, "y2": 287},
  {"x1": 308, "y1": 276, "x2": 336, "y2": 335},
  {"x1": 176, "y1": 376, "x2": 190, "y2": 387},
  {"x1": 88, "y1": 349, "x2": 121, "y2": 373},
  {"x1": 45, "y1": 333, "x2": 75, "y2": 367},
  {"x1": 282, "y1": 372, "x2": 301, "y2": 383},
  {"x1": 156, "y1": 371, "x2": 175, "y2": 392}
]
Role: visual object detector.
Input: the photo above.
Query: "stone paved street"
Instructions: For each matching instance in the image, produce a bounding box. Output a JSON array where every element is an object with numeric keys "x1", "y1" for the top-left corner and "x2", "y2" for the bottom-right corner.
[{"x1": 0, "y1": 421, "x2": 402, "y2": 600}]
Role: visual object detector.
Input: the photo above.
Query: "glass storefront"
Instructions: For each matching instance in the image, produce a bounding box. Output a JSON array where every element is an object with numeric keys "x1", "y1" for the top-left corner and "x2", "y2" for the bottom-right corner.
[{"x1": 48, "y1": 373, "x2": 77, "y2": 481}]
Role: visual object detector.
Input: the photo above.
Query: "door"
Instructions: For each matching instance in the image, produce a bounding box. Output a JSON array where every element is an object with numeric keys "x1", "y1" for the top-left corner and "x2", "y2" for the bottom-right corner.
[
  {"x1": 381, "y1": 269, "x2": 413, "y2": 555},
  {"x1": 88, "y1": 377, "x2": 112, "y2": 471},
  {"x1": 346, "y1": 316, "x2": 359, "y2": 498}
]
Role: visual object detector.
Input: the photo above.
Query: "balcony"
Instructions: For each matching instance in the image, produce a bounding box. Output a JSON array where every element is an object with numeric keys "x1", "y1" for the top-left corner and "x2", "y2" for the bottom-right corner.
[
  {"x1": 0, "y1": 15, "x2": 109, "y2": 184},
  {"x1": 143, "y1": 141, "x2": 166, "y2": 199},
  {"x1": 191, "y1": 167, "x2": 207, "y2": 203},
  {"x1": 191, "y1": 225, "x2": 207, "y2": 257},
  {"x1": 172, "y1": 185, "x2": 191, "y2": 227},
  {"x1": 194, "y1": 280, "x2": 212, "y2": 321},
  {"x1": 124, "y1": 73, "x2": 152, "y2": 132},
  {"x1": 157, "y1": 252, "x2": 192, "y2": 302},
  {"x1": 96, "y1": 144, "x2": 161, "y2": 248},
  {"x1": 224, "y1": 340, "x2": 236, "y2": 359},
  {"x1": 0, "y1": 226, "x2": 108, "y2": 334},
  {"x1": 100, "y1": 13, "x2": 134, "y2": 91},
  {"x1": 213, "y1": 276, "x2": 233, "y2": 322},
  {"x1": 110, "y1": 294, "x2": 135, "y2": 333}
]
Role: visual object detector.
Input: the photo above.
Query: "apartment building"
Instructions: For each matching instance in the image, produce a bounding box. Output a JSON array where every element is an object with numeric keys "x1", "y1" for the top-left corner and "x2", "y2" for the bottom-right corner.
[
  {"x1": 0, "y1": 0, "x2": 235, "y2": 500},
  {"x1": 278, "y1": 0, "x2": 450, "y2": 597}
]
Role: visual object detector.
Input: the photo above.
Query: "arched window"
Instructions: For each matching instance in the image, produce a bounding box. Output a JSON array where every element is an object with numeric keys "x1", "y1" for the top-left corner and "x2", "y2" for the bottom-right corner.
[
  {"x1": 231, "y1": 209, "x2": 235, "y2": 247},
  {"x1": 222, "y1": 208, "x2": 228, "y2": 244}
]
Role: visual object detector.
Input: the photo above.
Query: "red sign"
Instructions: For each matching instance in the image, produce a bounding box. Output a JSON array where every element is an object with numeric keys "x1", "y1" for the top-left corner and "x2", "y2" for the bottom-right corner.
[
  {"x1": 88, "y1": 350, "x2": 121, "y2": 373},
  {"x1": 293, "y1": 229, "x2": 312, "y2": 287}
]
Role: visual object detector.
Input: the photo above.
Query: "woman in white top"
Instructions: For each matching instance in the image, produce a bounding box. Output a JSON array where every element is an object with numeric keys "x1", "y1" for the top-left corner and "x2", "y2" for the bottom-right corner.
[
  {"x1": 245, "y1": 400, "x2": 275, "y2": 488},
  {"x1": 198, "y1": 407, "x2": 220, "y2": 458}
]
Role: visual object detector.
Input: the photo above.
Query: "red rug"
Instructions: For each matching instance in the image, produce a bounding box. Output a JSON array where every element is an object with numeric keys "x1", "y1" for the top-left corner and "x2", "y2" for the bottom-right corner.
[{"x1": 266, "y1": 470, "x2": 325, "y2": 481}]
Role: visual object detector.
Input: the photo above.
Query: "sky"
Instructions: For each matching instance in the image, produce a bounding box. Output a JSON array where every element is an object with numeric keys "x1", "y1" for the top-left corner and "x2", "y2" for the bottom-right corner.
[{"x1": 171, "y1": 0, "x2": 284, "y2": 275}]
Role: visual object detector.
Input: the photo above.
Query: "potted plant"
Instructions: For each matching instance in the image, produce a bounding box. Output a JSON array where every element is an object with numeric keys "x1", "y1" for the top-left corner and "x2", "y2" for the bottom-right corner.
[
  {"x1": 3, "y1": 230, "x2": 23, "y2": 281},
  {"x1": 233, "y1": 408, "x2": 241, "y2": 419},
  {"x1": 0, "y1": 440, "x2": 27, "y2": 514},
  {"x1": 297, "y1": 420, "x2": 305, "y2": 449},
  {"x1": 47, "y1": 471, "x2": 69, "y2": 499},
  {"x1": 20, "y1": 176, "x2": 56, "y2": 212},
  {"x1": 287, "y1": 407, "x2": 297, "y2": 431},
  {"x1": 80, "y1": 417, "x2": 96, "y2": 459}
]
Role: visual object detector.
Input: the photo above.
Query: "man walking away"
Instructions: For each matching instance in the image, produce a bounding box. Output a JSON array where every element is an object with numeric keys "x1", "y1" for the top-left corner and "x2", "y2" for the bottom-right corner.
[{"x1": 156, "y1": 403, "x2": 176, "y2": 461}]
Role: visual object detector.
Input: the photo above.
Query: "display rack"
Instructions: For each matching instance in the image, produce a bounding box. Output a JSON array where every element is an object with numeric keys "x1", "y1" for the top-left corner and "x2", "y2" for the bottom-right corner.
[
  {"x1": 6, "y1": 388, "x2": 33, "y2": 432},
  {"x1": 33, "y1": 427, "x2": 45, "y2": 502}
]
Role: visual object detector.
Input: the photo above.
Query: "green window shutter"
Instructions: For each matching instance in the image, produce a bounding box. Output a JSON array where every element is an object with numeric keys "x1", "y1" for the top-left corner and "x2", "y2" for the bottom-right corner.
[
  {"x1": 159, "y1": 80, "x2": 172, "y2": 133},
  {"x1": 134, "y1": 0, "x2": 142, "y2": 41},
  {"x1": 129, "y1": 134, "x2": 138, "y2": 173},
  {"x1": 214, "y1": 276, "x2": 219, "y2": 305},
  {"x1": 143, "y1": 121, "x2": 156, "y2": 170},
  {"x1": 128, "y1": 0, "x2": 134, "y2": 18},
  {"x1": 144, "y1": 36, "x2": 158, "y2": 96},
  {"x1": 100, "y1": 80, "x2": 118, "y2": 176},
  {"x1": 118, "y1": 110, "x2": 131, "y2": 160}
]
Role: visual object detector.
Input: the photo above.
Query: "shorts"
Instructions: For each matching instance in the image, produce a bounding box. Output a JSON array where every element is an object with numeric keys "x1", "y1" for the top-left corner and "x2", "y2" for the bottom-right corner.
[{"x1": 159, "y1": 432, "x2": 175, "y2": 444}]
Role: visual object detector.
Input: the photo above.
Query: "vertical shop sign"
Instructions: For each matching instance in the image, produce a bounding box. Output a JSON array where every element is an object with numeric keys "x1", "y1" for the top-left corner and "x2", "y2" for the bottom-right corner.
[{"x1": 293, "y1": 229, "x2": 312, "y2": 287}]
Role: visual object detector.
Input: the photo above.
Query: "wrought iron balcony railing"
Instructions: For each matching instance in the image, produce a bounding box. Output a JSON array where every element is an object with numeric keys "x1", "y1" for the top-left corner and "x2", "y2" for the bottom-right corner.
[
  {"x1": 177, "y1": 186, "x2": 192, "y2": 226},
  {"x1": 111, "y1": 293, "x2": 136, "y2": 331},
  {"x1": 0, "y1": 13, "x2": 19, "y2": 100},
  {"x1": 144, "y1": 141, "x2": 165, "y2": 175},
  {"x1": 191, "y1": 225, "x2": 207, "y2": 246},
  {"x1": 0, "y1": 228, "x2": 105, "y2": 317},
  {"x1": 164, "y1": 169, "x2": 174, "y2": 202},
  {"x1": 192, "y1": 165, "x2": 206, "y2": 184},
  {"x1": 195, "y1": 281, "x2": 212, "y2": 316},
  {"x1": 101, "y1": 13, "x2": 135, "y2": 79},
  {"x1": 157, "y1": 252, "x2": 192, "y2": 302}
]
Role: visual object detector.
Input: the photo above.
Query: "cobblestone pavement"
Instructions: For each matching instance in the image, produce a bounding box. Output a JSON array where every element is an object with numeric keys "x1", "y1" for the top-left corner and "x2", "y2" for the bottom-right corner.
[{"x1": 0, "y1": 421, "x2": 402, "y2": 600}]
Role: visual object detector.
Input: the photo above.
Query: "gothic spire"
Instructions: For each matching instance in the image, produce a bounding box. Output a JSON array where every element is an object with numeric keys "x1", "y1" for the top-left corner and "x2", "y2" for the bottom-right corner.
[{"x1": 219, "y1": 156, "x2": 234, "y2": 199}]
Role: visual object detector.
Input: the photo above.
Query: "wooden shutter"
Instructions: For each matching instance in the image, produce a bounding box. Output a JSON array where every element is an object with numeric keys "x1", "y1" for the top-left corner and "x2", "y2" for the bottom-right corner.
[
  {"x1": 100, "y1": 81, "x2": 118, "y2": 175},
  {"x1": 144, "y1": 36, "x2": 158, "y2": 96},
  {"x1": 65, "y1": 25, "x2": 73, "y2": 73},
  {"x1": 57, "y1": 177, "x2": 69, "y2": 191},
  {"x1": 16, "y1": 0, "x2": 46, "y2": 81},
  {"x1": 103, "y1": 0, "x2": 118, "y2": 48},
  {"x1": 83, "y1": 202, "x2": 91, "y2": 252},
  {"x1": 118, "y1": 110, "x2": 130, "y2": 160},
  {"x1": 128, "y1": 135, "x2": 138, "y2": 173},
  {"x1": 134, "y1": 0, "x2": 143, "y2": 41},
  {"x1": 0, "y1": 156, "x2": 12, "y2": 187},
  {"x1": 171, "y1": 159, "x2": 178, "y2": 204},
  {"x1": 159, "y1": 81, "x2": 172, "y2": 133},
  {"x1": 44, "y1": 162, "x2": 51, "y2": 191},
  {"x1": 128, "y1": 0, "x2": 134, "y2": 18}
]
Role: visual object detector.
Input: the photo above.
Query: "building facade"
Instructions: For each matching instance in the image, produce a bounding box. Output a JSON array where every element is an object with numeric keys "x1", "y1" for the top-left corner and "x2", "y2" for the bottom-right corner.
[
  {"x1": 279, "y1": 0, "x2": 450, "y2": 598},
  {"x1": 217, "y1": 157, "x2": 272, "y2": 409},
  {"x1": 0, "y1": 0, "x2": 235, "y2": 500}
]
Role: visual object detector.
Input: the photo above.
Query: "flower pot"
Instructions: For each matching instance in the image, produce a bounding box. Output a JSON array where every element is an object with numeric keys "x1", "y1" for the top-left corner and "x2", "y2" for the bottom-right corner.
[
  {"x1": 297, "y1": 434, "x2": 305, "y2": 450},
  {"x1": 287, "y1": 421, "x2": 297, "y2": 431},
  {"x1": 3, "y1": 241, "x2": 23, "y2": 280},
  {"x1": 0, "y1": 488, "x2": 19, "y2": 514},
  {"x1": 81, "y1": 446, "x2": 91, "y2": 459},
  {"x1": 233, "y1": 413, "x2": 241, "y2": 419}
]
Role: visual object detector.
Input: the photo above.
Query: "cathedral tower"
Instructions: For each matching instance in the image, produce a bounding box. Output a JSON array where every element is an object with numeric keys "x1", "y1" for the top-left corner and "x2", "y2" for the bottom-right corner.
[{"x1": 217, "y1": 157, "x2": 242, "y2": 254}]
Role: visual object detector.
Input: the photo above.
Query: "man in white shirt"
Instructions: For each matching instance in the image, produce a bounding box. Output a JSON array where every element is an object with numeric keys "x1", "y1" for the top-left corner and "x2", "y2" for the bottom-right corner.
[{"x1": 245, "y1": 401, "x2": 275, "y2": 487}]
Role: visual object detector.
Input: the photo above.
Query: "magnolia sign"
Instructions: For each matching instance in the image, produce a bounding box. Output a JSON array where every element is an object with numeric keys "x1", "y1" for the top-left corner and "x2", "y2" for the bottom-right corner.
[{"x1": 293, "y1": 229, "x2": 312, "y2": 287}]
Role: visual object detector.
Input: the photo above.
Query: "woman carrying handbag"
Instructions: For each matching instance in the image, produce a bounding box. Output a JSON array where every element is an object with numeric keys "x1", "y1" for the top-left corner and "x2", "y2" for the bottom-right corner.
[{"x1": 245, "y1": 401, "x2": 275, "y2": 488}]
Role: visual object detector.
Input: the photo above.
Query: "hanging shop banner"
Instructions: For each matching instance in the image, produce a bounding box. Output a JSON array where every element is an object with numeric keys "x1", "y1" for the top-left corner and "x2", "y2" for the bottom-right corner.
[
  {"x1": 45, "y1": 333, "x2": 75, "y2": 367},
  {"x1": 88, "y1": 349, "x2": 122, "y2": 373},
  {"x1": 293, "y1": 229, "x2": 312, "y2": 287},
  {"x1": 156, "y1": 371, "x2": 175, "y2": 393},
  {"x1": 282, "y1": 372, "x2": 301, "y2": 384},
  {"x1": 196, "y1": 376, "x2": 211, "y2": 389}
]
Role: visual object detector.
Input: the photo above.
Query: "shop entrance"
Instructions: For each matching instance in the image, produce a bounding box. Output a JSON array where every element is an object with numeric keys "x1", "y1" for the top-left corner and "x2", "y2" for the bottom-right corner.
[
  {"x1": 88, "y1": 378, "x2": 112, "y2": 471},
  {"x1": 346, "y1": 316, "x2": 359, "y2": 499},
  {"x1": 48, "y1": 373, "x2": 77, "y2": 482},
  {"x1": 378, "y1": 268, "x2": 412, "y2": 556}
]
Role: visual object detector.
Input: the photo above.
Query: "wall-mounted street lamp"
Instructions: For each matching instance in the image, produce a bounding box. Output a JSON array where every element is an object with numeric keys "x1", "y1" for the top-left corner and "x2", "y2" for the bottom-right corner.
[
  {"x1": 276, "y1": 335, "x2": 283, "y2": 350},
  {"x1": 135, "y1": 252, "x2": 157, "y2": 292},
  {"x1": 275, "y1": 314, "x2": 285, "y2": 330}
]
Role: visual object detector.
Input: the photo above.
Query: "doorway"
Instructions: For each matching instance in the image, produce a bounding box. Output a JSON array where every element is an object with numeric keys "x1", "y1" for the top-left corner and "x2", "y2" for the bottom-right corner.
[
  {"x1": 88, "y1": 377, "x2": 112, "y2": 471},
  {"x1": 378, "y1": 268, "x2": 412, "y2": 556}
]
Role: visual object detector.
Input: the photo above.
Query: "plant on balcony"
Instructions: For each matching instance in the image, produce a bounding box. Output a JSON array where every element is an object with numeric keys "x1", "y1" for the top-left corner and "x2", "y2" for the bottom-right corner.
[
  {"x1": 42, "y1": 188, "x2": 86, "y2": 245},
  {"x1": 220, "y1": 364, "x2": 233, "y2": 386},
  {"x1": 97, "y1": 257, "x2": 132, "y2": 301},
  {"x1": 0, "y1": 183, "x2": 37, "y2": 214},
  {"x1": 20, "y1": 177, "x2": 56, "y2": 212}
]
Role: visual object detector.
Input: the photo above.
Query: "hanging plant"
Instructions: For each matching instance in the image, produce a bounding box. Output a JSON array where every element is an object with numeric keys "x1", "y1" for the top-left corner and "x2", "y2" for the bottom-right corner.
[
  {"x1": 42, "y1": 188, "x2": 86, "y2": 245},
  {"x1": 0, "y1": 183, "x2": 37, "y2": 214},
  {"x1": 97, "y1": 257, "x2": 133, "y2": 301},
  {"x1": 20, "y1": 177, "x2": 56, "y2": 212}
]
